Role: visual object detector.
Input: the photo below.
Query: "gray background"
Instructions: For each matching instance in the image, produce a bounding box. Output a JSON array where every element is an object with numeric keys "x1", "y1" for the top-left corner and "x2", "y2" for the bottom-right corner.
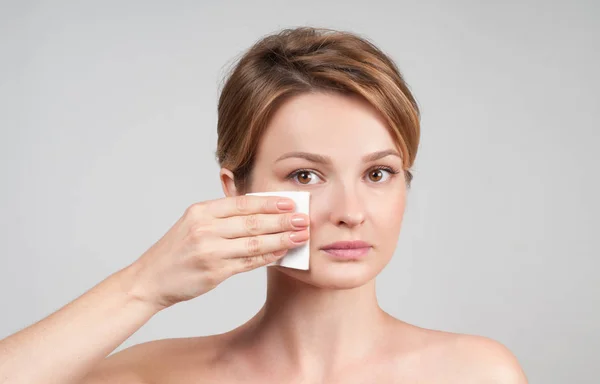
[{"x1": 1, "y1": 1, "x2": 598, "y2": 382}]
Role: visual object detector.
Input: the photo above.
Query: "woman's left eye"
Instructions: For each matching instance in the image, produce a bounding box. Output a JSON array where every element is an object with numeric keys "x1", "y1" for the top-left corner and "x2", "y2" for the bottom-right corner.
[{"x1": 366, "y1": 167, "x2": 397, "y2": 183}]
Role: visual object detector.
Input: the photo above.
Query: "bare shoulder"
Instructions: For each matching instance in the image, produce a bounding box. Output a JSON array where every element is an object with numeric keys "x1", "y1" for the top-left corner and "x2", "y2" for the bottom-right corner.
[
  {"x1": 448, "y1": 333, "x2": 527, "y2": 383},
  {"x1": 81, "y1": 336, "x2": 219, "y2": 384},
  {"x1": 402, "y1": 326, "x2": 528, "y2": 384}
]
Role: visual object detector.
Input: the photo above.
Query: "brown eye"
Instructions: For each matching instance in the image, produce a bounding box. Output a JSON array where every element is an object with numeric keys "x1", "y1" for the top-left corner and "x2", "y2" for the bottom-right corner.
[
  {"x1": 288, "y1": 169, "x2": 321, "y2": 185},
  {"x1": 369, "y1": 169, "x2": 383, "y2": 182},
  {"x1": 296, "y1": 171, "x2": 313, "y2": 184},
  {"x1": 367, "y1": 167, "x2": 397, "y2": 183}
]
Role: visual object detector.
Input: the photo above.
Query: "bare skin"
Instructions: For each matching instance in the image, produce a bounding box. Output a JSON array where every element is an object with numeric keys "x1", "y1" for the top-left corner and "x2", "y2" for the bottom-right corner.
[
  {"x1": 0, "y1": 92, "x2": 527, "y2": 384},
  {"x1": 84, "y1": 315, "x2": 526, "y2": 384},
  {"x1": 85, "y1": 92, "x2": 527, "y2": 383}
]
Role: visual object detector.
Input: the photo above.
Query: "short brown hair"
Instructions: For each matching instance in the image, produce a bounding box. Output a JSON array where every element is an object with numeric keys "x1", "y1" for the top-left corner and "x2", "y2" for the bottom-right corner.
[{"x1": 215, "y1": 26, "x2": 420, "y2": 193}]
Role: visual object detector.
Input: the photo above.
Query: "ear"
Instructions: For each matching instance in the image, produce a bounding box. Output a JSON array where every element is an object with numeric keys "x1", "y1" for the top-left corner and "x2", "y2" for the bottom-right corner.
[{"x1": 219, "y1": 168, "x2": 239, "y2": 197}]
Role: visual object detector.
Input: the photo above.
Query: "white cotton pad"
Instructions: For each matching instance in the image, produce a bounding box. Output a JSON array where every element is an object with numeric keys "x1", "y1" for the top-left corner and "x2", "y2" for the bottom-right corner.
[{"x1": 245, "y1": 191, "x2": 310, "y2": 270}]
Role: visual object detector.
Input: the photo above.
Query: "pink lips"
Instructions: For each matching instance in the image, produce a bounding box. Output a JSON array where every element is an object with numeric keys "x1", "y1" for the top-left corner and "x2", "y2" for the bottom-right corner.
[{"x1": 320, "y1": 240, "x2": 372, "y2": 260}]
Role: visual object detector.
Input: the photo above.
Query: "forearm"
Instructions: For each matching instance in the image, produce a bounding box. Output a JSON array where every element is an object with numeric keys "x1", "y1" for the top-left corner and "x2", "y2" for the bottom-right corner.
[{"x1": 0, "y1": 264, "x2": 159, "y2": 384}]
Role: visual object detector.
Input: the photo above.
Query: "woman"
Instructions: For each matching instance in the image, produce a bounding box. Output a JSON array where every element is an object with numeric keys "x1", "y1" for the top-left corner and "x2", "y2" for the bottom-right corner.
[{"x1": 0, "y1": 27, "x2": 527, "y2": 383}]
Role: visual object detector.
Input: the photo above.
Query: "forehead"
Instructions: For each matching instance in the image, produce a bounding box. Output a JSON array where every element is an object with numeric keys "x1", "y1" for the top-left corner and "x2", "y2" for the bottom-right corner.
[{"x1": 256, "y1": 92, "x2": 397, "y2": 161}]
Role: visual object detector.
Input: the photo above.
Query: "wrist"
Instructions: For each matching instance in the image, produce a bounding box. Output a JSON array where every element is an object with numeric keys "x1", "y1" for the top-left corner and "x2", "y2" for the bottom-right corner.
[{"x1": 112, "y1": 262, "x2": 165, "y2": 314}]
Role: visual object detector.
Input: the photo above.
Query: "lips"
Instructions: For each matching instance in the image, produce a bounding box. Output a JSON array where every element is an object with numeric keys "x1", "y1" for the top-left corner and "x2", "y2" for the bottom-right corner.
[
  {"x1": 320, "y1": 240, "x2": 372, "y2": 260},
  {"x1": 321, "y1": 240, "x2": 372, "y2": 250}
]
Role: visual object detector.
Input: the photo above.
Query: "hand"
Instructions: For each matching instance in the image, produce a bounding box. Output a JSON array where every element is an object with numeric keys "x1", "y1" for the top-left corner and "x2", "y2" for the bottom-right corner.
[{"x1": 126, "y1": 195, "x2": 310, "y2": 310}]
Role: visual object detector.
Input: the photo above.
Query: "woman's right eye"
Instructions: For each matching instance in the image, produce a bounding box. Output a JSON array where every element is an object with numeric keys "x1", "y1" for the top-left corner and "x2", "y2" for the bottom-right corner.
[{"x1": 288, "y1": 169, "x2": 321, "y2": 185}]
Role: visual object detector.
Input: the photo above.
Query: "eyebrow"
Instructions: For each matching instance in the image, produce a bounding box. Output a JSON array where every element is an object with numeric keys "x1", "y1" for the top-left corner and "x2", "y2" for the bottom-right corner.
[{"x1": 275, "y1": 149, "x2": 401, "y2": 164}]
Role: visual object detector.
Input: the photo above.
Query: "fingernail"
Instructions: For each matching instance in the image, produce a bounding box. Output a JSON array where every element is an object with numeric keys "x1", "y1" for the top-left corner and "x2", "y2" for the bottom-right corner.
[
  {"x1": 289, "y1": 230, "x2": 309, "y2": 243},
  {"x1": 291, "y1": 214, "x2": 309, "y2": 228},
  {"x1": 276, "y1": 199, "x2": 294, "y2": 211}
]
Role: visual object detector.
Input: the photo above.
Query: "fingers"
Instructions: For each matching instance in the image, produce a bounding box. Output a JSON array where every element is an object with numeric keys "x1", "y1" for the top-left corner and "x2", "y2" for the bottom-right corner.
[
  {"x1": 214, "y1": 212, "x2": 310, "y2": 239},
  {"x1": 204, "y1": 195, "x2": 295, "y2": 218},
  {"x1": 223, "y1": 229, "x2": 310, "y2": 259},
  {"x1": 230, "y1": 249, "x2": 289, "y2": 273},
  {"x1": 183, "y1": 195, "x2": 309, "y2": 278}
]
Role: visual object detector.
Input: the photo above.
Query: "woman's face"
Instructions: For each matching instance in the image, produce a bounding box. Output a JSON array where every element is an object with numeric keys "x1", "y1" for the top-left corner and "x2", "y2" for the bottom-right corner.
[{"x1": 249, "y1": 92, "x2": 407, "y2": 289}]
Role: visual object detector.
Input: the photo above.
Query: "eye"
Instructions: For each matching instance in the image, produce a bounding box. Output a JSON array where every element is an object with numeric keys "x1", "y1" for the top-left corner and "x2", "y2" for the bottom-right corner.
[
  {"x1": 366, "y1": 166, "x2": 399, "y2": 183},
  {"x1": 288, "y1": 169, "x2": 322, "y2": 185}
]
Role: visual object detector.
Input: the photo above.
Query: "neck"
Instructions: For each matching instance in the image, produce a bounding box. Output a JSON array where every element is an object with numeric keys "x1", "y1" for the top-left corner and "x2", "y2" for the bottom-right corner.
[{"x1": 229, "y1": 268, "x2": 393, "y2": 378}]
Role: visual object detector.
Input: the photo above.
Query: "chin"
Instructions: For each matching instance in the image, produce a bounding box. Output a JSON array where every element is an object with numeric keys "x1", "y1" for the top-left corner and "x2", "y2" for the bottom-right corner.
[{"x1": 274, "y1": 253, "x2": 388, "y2": 290}]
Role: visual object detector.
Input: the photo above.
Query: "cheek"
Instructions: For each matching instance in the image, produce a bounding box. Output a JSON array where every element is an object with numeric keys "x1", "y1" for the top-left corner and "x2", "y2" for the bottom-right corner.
[
  {"x1": 370, "y1": 193, "x2": 406, "y2": 229},
  {"x1": 369, "y1": 190, "x2": 405, "y2": 212}
]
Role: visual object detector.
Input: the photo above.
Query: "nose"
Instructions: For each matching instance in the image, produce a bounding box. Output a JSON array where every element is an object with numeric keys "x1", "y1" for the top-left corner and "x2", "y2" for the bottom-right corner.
[{"x1": 328, "y1": 185, "x2": 365, "y2": 227}]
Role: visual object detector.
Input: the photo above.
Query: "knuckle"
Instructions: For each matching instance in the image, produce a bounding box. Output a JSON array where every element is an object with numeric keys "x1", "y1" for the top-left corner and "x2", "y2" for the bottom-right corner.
[
  {"x1": 186, "y1": 202, "x2": 207, "y2": 218},
  {"x1": 244, "y1": 214, "x2": 260, "y2": 233},
  {"x1": 240, "y1": 255, "x2": 257, "y2": 271},
  {"x1": 200, "y1": 244, "x2": 217, "y2": 260},
  {"x1": 279, "y1": 214, "x2": 290, "y2": 230},
  {"x1": 260, "y1": 253, "x2": 275, "y2": 265},
  {"x1": 262, "y1": 198, "x2": 273, "y2": 212},
  {"x1": 246, "y1": 236, "x2": 262, "y2": 256},
  {"x1": 236, "y1": 195, "x2": 250, "y2": 213},
  {"x1": 281, "y1": 232, "x2": 290, "y2": 247},
  {"x1": 239, "y1": 253, "x2": 271, "y2": 272},
  {"x1": 187, "y1": 227, "x2": 216, "y2": 255},
  {"x1": 188, "y1": 224, "x2": 210, "y2": 241}
]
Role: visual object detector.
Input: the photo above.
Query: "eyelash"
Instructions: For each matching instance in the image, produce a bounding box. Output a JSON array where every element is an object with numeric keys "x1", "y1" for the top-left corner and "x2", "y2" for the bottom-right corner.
[{"x1": 286, "y1": 165, "x2": 401, "y2": 184}]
